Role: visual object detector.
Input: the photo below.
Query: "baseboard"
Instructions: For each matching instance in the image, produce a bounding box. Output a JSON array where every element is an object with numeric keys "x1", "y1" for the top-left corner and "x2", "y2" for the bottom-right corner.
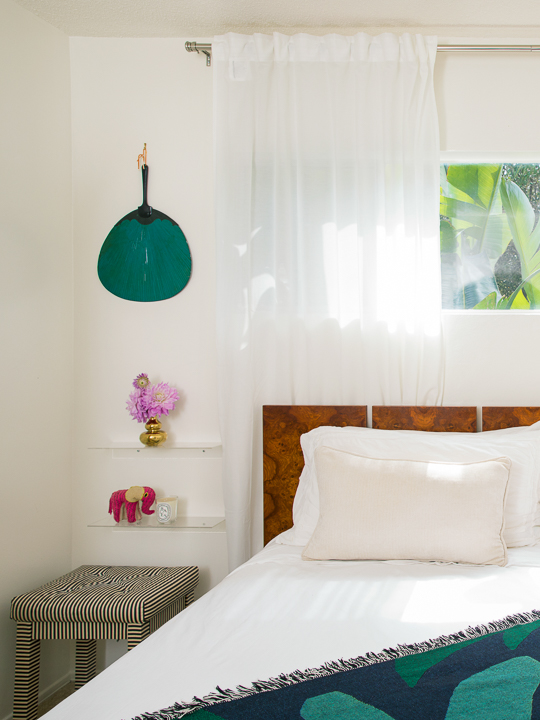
[
  {"x1": 1, "y1": 671, "x2": 73, "y2": 720},
  {"x1": 38, "y1": 671, "x2": 74, "y2": 705}
]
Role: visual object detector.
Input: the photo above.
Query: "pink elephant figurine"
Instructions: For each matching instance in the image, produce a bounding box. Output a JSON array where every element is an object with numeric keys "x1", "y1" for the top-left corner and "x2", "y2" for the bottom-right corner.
[{"x1": 108, "y1": 486, "x2": 156, "y2": 523}]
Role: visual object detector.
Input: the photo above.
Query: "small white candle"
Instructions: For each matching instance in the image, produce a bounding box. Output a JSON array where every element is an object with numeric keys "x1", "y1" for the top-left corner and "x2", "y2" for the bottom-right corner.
[{"x1": 156, "y1": 496, "x2": 178, "y2": 524}]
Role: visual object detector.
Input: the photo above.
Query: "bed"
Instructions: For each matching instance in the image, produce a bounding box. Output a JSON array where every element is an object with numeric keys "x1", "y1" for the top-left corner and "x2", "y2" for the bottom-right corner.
[{"x1": 43, "y1": 405, "x2": 540, "y2": 720}]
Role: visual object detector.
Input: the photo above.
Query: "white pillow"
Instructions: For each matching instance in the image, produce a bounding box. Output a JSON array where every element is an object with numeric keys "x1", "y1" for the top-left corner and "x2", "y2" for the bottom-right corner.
[
  {"x1": 302, "y1": 447, "x2": 510, "y2": 566},
  {"x1": 484, "y1": 420, "x2": 540, "y2": 494},
  {"x1": 277, "y1": 424, "x2": 540, "y2": 548},
  {"x1": 485, "y1": 421, "x2": 540, "y2": 531}
]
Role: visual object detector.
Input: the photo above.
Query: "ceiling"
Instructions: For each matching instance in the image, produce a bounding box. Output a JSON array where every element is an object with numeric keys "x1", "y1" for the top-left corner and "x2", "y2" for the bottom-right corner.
[{"x1": 12, "y1": 0, "x2": 540, "y2": 38}]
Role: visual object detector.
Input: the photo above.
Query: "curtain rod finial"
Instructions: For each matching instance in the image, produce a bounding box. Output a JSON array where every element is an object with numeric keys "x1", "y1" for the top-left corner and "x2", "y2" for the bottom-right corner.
[{"x1": 185, "y1": 41, "x2": 212, "y2": 66}]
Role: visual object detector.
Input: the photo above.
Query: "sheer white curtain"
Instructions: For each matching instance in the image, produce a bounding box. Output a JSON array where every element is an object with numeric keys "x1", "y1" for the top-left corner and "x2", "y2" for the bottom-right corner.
[{"x1": 214, "y1": 32, "x2": 443, "y2": 570}]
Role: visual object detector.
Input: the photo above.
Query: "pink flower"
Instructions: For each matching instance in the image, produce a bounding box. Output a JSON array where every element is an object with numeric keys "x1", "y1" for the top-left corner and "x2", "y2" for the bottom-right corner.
[
  {"x1": 127, "y1": 377, "x2": 179, "y2": 422},
  {"x1": 145, "y1": 382, "x2": 179, "y2": 417},
  {"x1": 126, "y1": 389, "x2": 152, "y2": 423},
  {"x1": 133, "y1": 373, "x2": 150, "y2": 389}
]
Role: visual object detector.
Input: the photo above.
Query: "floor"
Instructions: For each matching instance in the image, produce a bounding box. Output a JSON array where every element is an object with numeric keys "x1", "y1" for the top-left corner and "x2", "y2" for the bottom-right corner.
[{"x1": 36, "y1": 682, "x2": 75, "y2": 718}]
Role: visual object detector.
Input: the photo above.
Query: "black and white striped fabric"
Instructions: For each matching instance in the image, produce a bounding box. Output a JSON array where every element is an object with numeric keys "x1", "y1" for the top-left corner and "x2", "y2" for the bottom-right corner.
[
  {"x1": 11, "y1": 565, "x2": 199, "y2": 720},
  {"x1": 11, "y1": 564, "x2": 199, "y2": 623}
]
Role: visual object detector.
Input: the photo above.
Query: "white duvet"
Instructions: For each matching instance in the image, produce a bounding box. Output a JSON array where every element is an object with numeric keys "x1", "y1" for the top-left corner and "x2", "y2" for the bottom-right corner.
[{"x1": 44, "y1": 541, "x2": 540, "y2": 720}]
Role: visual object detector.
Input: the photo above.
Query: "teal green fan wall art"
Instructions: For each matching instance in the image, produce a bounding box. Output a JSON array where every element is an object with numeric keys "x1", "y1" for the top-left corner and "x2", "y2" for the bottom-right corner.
[{"x1": 98, "y1": 145, "x2": 192, "y2": 302}]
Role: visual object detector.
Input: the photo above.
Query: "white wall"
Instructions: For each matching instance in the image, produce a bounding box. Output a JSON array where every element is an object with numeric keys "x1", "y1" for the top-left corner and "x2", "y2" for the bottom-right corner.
[
  {"x1": 69, "y1": 38, "x2": 227, "y2": 667},
  {"x1": 435, "y1": 44, "x2": 540, "y2": 154},
  {"x1": 0, "y1": 1, "x2": 73, "y2": 717}
]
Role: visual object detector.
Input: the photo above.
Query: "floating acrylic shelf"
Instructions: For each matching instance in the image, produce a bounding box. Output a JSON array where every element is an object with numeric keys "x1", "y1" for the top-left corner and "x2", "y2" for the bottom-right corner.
[
  {"x1": 88, "y1": 516, "x2": 226, "y2": 531},
  {"x1": 88, "y1": 442, "x2": 222, "y2": 459}
]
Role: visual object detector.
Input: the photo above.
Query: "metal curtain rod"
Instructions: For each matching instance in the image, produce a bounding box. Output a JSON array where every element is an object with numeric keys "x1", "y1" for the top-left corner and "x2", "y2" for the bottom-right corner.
[
  {"x1": 438, "y1": 45, "x2": 540, "y2": 51},
  {"x1": 185, "y1": 42, "x2": 212, "y2": 65},
  {"x1": 185, "y1": 41, "x2": 540, "y2": 67}
]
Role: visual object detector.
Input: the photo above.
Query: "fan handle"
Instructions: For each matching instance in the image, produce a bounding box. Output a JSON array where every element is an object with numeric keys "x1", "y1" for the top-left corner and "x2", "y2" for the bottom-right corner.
[{"x1": 138, "y1": 165, "x2": 152, "y2": 218}]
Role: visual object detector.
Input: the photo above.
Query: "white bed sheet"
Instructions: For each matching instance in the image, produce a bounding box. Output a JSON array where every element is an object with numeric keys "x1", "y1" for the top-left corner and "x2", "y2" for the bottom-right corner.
[{"x1": 45, "y1": 541, "x2": 540, "y2": 720}]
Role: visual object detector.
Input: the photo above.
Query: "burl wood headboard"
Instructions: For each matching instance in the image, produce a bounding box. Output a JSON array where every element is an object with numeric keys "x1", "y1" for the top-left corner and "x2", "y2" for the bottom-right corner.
[{"x1": 262, "y1": 405, "x2": 540, "y2": 545}]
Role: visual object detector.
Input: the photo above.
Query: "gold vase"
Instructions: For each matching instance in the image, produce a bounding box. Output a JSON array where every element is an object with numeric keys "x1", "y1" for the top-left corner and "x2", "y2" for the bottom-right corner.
[{"x1": 139, "y1": 416, "x2": 167, "y2": 446}]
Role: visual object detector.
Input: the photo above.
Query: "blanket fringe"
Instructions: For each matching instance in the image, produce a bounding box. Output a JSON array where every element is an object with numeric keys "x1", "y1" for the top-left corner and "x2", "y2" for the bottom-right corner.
[{"x1": 133, "y1": 608, "x2": 540, "y2": 720}]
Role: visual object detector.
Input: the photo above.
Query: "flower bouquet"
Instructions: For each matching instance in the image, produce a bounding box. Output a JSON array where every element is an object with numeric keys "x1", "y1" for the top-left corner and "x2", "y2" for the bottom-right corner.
[{"x1": 127, "y1": 373, "x2": 179, "y2": 446}]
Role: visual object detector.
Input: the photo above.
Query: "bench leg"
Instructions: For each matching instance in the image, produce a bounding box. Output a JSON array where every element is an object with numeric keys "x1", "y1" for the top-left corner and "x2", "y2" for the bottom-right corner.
[
  {"x1": 13, "y1": 622, "x2": 40, "y2": 720},
  {"x1": 75, "y1": 639, "x2": 97, "y2": 690},
  {"x1": 127, "y1": 622, "x2": 150, "y2": 651}
]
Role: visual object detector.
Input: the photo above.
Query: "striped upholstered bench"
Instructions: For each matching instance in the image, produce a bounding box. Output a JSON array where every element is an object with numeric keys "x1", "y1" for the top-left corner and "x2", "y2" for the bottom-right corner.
[{"x1": 10, "y1": 564, "x2": 199, "y2": 720}]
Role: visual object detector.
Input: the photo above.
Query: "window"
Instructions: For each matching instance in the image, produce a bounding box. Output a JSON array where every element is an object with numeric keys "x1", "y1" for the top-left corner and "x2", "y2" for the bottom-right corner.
[{"x1": 440, "y1": 163, "x2": 540, "y2": 310}]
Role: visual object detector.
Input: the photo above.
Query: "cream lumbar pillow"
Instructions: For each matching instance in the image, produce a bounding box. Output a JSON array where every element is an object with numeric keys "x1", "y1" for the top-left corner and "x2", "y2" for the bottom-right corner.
[{"x1": 302, "y1": 446, "x2": 511, "y2": 566}]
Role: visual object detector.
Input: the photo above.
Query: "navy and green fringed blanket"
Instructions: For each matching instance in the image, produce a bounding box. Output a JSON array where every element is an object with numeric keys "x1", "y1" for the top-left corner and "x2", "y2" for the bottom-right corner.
[{"x1": 138, "y1": 610, "x2": 540, "y2": 720}]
